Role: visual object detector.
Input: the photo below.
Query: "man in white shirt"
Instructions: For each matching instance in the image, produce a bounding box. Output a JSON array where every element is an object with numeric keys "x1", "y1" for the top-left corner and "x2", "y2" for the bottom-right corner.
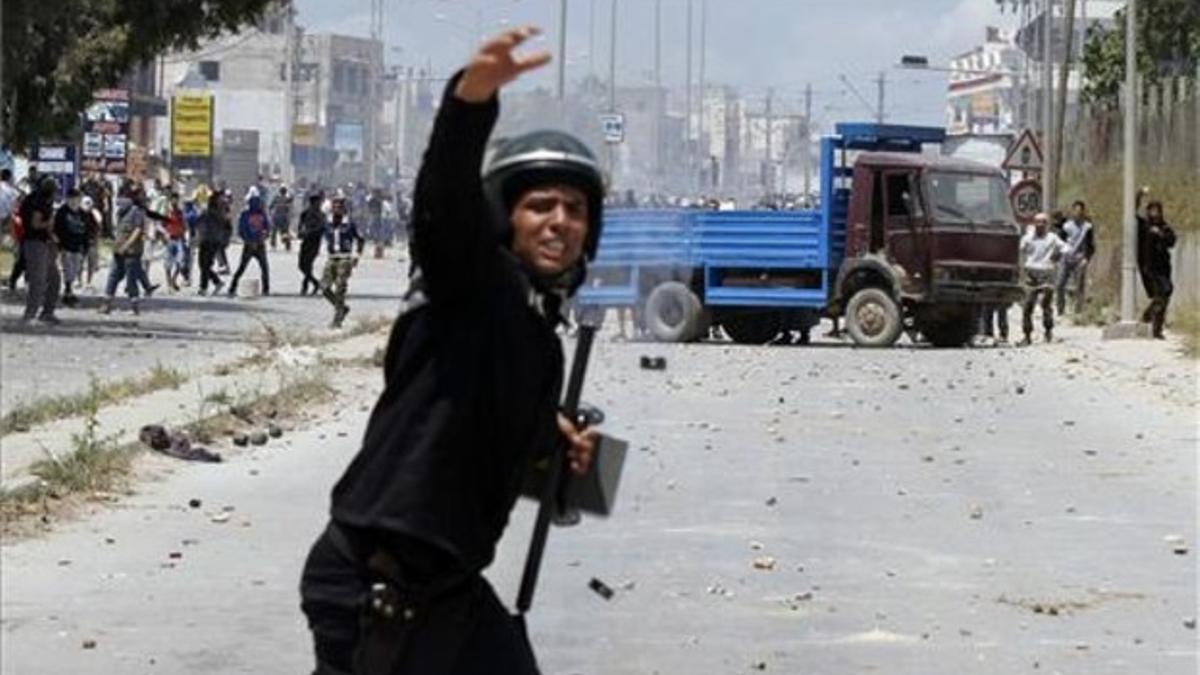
[
  {"x1": 1020, "y1": 212, "x2": 1070, "y2": 345},
  {"x1": 0, "y1": 168, "x2": 19, "y2": 226},
  {"x1": 1055, "y1": 200, "x2": 1095, "y2": 316}
]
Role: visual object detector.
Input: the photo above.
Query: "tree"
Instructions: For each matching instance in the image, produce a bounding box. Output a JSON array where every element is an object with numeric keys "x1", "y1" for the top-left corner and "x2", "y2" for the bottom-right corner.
[
  {"x1": 1, "y1": 0, "x2": 281, "y2": 151},
  {"x1": 1081, "y1": 0, "x2": 1200, "y2": 109}
]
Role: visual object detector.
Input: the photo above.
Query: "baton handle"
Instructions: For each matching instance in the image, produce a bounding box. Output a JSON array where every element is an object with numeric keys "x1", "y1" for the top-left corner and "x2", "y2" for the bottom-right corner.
[{"x1": 515, "y1": 324, "x2": 597, "y2": 615}]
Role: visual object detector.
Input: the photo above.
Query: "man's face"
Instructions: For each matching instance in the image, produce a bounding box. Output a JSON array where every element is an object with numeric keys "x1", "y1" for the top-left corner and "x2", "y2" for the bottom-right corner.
[
  {"x1": 1148, "y1": 205, "x2": 1163, "y2": 223},
  {"x1": 332, "y1": 201, "x2": 346, "y2": 219},
  {"x1": 509, "y1": 184, "x2": 589, "y2": 277},
  {"x1": 1072, "y1": 204, "x2": 1085, "y2": 221},
  {"x1": 1034, "y1": 216, "x2": 1049, "y2": 236}
]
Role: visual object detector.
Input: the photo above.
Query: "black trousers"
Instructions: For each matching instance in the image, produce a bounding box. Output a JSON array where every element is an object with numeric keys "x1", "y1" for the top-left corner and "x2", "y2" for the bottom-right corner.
[
  {"x1": 1140, "y1": 269, "x2": 1173, "y2": 336},
  {"x1": 300, "y1": 526, "x2": 539, "y2": 675},
  {"x1": 230, "y1": 242, "x2": 269, "y2": 295},
  {"x1": 299, "y1": 235, "x2": 323, "y2": 295},
  {"x1": 197, "y1": 242, "x2": 223, "y2": 292}
]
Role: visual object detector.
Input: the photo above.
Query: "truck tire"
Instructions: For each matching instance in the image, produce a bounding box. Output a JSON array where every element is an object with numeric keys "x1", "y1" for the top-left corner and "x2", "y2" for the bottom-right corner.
[
  {"x1": 845, "y1": 288, "x2": 903, "y2": 347},
  {"x1": 921, "y1": 308, "x2": 976, "y2": 348},
  {"x1": 722, "y1": 312, "x2": 783, "y2": 345},
  {"x1": 644, "y1": 281, "x2": 704, "y2": 342}
]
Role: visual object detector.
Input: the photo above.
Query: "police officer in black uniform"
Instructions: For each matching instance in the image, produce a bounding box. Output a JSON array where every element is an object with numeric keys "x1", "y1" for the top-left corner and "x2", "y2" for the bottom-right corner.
[{"x1": 300, "y1": 26, "x2": 605, "y2": 675}]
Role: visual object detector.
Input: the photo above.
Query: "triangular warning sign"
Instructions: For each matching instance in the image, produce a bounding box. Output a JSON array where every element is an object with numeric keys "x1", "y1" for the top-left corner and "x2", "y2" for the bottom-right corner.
[{"x1": 1002, "y1": 129, "x2": 1044, "y2": 172}]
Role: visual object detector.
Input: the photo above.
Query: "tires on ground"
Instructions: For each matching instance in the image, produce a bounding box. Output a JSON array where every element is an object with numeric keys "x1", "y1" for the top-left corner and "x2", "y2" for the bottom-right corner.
[
  {"x1": 643, "y1": 281, "x2": 705, "y2": 343},
  {"x1": 844, "y1": 287, "x2": 903, "y2": 347}
]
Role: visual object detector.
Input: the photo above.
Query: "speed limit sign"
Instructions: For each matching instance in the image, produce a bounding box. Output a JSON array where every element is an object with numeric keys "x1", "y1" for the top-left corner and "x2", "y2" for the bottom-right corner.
[{"x1": 1009, "y1": 179, "x2": 1043, "y2": 226}]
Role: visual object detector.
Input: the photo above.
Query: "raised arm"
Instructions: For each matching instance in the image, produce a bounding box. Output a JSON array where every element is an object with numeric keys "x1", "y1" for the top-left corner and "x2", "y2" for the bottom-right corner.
[{"x1": 410, "y1": 26, "x2": 551, "y2": 302}]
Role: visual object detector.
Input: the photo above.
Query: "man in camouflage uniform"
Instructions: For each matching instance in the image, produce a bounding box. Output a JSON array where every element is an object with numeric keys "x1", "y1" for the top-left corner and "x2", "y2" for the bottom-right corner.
[{"x1": 322, "y1": 196, "x2": 363, "y2": 328}]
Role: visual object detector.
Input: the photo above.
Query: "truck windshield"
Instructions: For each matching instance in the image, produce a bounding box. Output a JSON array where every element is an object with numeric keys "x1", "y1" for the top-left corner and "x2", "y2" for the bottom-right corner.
[{"x1": 926, "y1": 172, "x2": 1014, "y2": 227}]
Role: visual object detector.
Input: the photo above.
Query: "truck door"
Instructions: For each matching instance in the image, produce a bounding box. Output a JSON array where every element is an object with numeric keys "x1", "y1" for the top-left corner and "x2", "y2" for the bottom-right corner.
[{"x1": 882, "y1": 170, "x2": 928, "y2": 290}]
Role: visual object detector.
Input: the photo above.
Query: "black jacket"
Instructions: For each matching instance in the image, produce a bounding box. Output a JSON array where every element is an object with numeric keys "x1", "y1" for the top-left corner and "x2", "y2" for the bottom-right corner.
[
  {"x1": 54, "y1": 205, "x2": 89, "y2": 253},
  {"x1": 1137, "y1": 216, "x2": 1176, "y2": 276},
  {"x1": 329, "y1": 76, "x2": 565, "y2": 575}
]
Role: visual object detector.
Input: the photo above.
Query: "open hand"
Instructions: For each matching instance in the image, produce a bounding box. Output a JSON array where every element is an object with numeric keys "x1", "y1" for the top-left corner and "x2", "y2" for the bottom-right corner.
[
  {"x1": 558, "y1": 413, "x2": 598, "y2": 476},
  {"x1": 455, "y1": 26, "x2": 552, "y2": 103}
]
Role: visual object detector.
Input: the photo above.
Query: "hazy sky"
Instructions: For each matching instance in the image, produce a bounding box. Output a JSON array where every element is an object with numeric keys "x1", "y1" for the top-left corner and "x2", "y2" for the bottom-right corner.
[{"x1": 293, "y1": 0, "x2": 1022, "y2": 130}]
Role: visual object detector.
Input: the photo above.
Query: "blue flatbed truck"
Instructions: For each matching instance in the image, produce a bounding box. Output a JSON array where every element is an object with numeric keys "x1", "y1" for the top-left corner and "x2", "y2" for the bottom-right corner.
[{"x1": 577, "y1": 123, "x2": 1025, "y2": 348}]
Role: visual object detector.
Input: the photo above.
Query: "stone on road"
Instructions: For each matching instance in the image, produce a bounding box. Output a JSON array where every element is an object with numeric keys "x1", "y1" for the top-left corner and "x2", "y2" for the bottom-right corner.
[{"x1": 1, "y1": 327, "x2": 1196, "y2": 674}]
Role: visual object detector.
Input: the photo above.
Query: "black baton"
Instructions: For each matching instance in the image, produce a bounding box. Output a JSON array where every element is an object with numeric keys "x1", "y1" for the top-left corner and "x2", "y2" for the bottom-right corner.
[{"x1": 516, "y1": 322, "x2": 597, "y2": 617}]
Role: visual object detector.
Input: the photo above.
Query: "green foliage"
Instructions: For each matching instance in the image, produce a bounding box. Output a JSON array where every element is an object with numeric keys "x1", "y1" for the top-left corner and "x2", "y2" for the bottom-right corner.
[
  {"x1": 1, "y1": 0, "x2": 281, "y2": 150},
  {"x1": 1081, "y1": 0, "x2": 1200, "y2": 109}
]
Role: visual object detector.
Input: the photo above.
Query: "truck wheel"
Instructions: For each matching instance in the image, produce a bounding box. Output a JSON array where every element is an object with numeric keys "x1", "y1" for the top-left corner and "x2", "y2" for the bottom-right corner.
[
  {"x1": 921, "y1": 308, "x2": 976, "y2": 348},
  {"x1": 644, "y1": 281, "x2": 704, "y2": 342},
  {"x1": 722, "y1": 313, "x2": 782, "y2": 345},
  {"x1": 845, "y1": 288, "x2": 903, "y2": 347}
]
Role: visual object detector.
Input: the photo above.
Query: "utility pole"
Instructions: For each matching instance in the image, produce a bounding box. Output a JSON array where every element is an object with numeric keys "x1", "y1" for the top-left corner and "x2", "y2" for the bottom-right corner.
[
  {"x1": 282, "y1": 1, "x2": 296, "y2": 185},
  {"x1": 1118, "y1": 0, "x2": 1138, "y2": 326},
  {"x1": 876, "y1": 71, "x2": 886, "y2": 124},
  {"x1": 654, "y1": 0, "x2": 663, "y2": 188},
  {"x1": 1053, "y1": 0, "x2": 1077, "y2": 186},
  {"x1": 803, "y1": 83, "x2": 812, "y2": 199},
  {"x1": 366, "y1": 0, "x2": 383, "y2": 187},
  {"x1": 608, "y1": 0, "x2": 618, "y2": 177},
  {"x1": 1042, "y1": 0, "x2": 1056, "y2": 212},
  {"x1": 698, "y1": 0, "x2": 707, "y2": 175},
  {"x1": 764, "y1": 87, "x2": 775, "y2": 194},
  {"x1": 557, "y1": 0, "x2": 568, "y2": 102},
  {"x1": 685, "y1": 0, "x2": 694, "y2": 190},
  {"x1": 1, "y1": 0, "x2": 6, "y2": 148},
  {"x1": 589, "y1": 0, "x2": 597, "y2": 79}
]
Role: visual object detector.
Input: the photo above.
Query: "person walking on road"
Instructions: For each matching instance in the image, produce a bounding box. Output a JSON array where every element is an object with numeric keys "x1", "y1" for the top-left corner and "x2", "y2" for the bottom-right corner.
[
  {"x1": 101, "y1": 189, "x2": 148, "y2": 315},
  {"x1": 20, "y1": 177, "x2": 62, "y2": 324},
  {"x1": 1019, "y1": 212, "x2": 1070, "y2": 345},
  {"x1": 228, "y1": 195, "x2": 271, "y2": 297},
  {"x1": 1055, "y1": 200, "x2": 1095, "y2": 316},
  {"x1": 195, "y1": 193, "x2": 228, "y2": 296},
  {"x1": 299, "y1": 26, "x2": 604, "y2": 674},
  {"x1": 54, "y1": 188, "x2": 89, "y2": 308},
  {"x1": 320, "y1": 196, "x2": 363, "y2": 328},
  {"x1": 297, "y1": 191, "x2": 327, "y2": 296},
  {"x1": 1136, "y1": 188, "x2": 1177, "y2": 340},
  {"x1": 163, "y1": 193, "x2": 190, "y2": 291},
  {"x1": 270, "y1": 186, "x2": 294, "y2": 251},
  {"x1": 81, "y1": 195, "x2": 102, "y2": 289}
]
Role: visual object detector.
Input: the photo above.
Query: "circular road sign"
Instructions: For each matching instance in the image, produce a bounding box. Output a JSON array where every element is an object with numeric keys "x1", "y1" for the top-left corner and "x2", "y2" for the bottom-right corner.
[{"x1": 1009, "y1": 179, "x2": 1043, "y2": 226}]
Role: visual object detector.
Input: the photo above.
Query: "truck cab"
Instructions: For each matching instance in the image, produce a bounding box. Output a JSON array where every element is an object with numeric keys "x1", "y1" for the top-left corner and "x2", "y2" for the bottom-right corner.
[{"x1": 836, "y1": 148, "x2": 1023, "y2": 346}]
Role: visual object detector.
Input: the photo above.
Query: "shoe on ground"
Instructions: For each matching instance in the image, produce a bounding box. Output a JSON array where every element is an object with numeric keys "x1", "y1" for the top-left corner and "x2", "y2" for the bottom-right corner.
[
  {"x1": 145, "y1": 283, "x2": 160, "y2": 297},
  {"x1": 99, "y1": 299, "x2": 113, "y2": 315},
  {"x1": 1019, "y1": 335, "x2": 1032, "y2": 346},
  {"x1": 37, "y1": 314, "x2": 61, "y2": 325},
  {"x1": 131, "y1": 300, "x2": 141, "y2": 315},
  {"x1": 1044, "y1": 330, "x2": 1053, "y2": 343}
]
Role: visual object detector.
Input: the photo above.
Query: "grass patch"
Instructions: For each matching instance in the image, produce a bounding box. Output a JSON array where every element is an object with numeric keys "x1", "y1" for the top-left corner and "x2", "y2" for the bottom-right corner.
[
  {"x1": 1172, "y1": 308, "x2": 1200, "y2": 359},
  {"x1": 2, "y1": 369, "x2": 337, "y2": 528},
  {"x1": 0, "y1": 363, "x2": 188, "y2": 436}
]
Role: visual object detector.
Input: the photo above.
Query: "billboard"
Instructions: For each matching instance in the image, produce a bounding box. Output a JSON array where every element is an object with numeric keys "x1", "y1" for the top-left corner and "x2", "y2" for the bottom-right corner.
[
  {"x1": 171, "y1": 92, "x2": 214, "y2": 158},
  {"x1": 35, "y1": 144, "x2": 77, "y2": 198},
  {"x1": 81, "y1": 88, "x2": 130, "y2": 175}
]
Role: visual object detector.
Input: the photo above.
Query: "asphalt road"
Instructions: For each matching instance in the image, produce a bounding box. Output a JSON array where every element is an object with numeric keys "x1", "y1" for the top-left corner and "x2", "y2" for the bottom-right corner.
[
  {"x1": 1, "y1": 322, "x2": 1195, "y2": 674},
  {"x1": 0, "y1": 246, "x2": 409, "y2": 418}
]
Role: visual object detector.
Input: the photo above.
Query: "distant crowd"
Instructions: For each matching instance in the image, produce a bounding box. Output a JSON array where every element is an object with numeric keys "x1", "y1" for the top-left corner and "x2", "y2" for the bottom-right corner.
[{"x1": 0, "y1": 167, "x2": 413, "y2": 329}]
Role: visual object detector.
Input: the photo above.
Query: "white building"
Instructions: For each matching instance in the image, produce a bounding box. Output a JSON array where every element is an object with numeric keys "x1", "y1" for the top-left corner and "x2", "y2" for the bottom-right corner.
[{"x1": 155, "y1": 8, "x2": 386, "y2": 185}]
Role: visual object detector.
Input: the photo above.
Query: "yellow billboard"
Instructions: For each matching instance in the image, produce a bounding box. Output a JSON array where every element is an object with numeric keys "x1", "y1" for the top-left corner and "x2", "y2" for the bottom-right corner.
[{"x1": 172, "y1": 93, "x2": 214, "y2": 158}]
